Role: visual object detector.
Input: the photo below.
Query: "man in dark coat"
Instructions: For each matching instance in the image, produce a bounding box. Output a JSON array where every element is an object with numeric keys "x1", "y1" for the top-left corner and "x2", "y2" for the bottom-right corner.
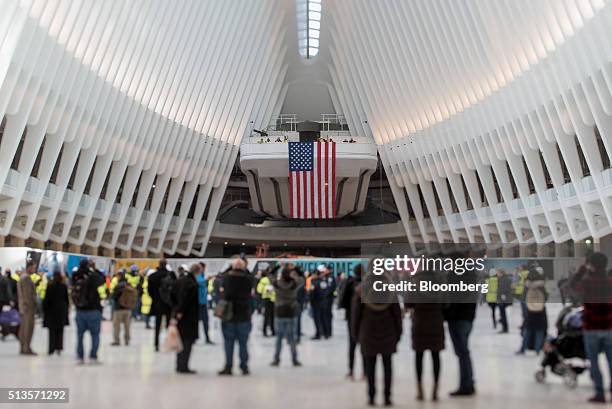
[
  {"x1": 148, "y1": 259, "x2": 174, "y2": 352},
  {"x1": 218, "y1": 258, "x2": 255, "y2": 376},
  {"x1": 172, "y1": 263, "x2": 200, "y2": 374},
  {"x1": 42, "y1": 269, "x2": 69, "y2": 355},
  {"x1": 444, "y1": 255, "x2": 478, "y2": 397},
  {"x1": 338, "y1": 263, "x2": 364, "y2": 379}
]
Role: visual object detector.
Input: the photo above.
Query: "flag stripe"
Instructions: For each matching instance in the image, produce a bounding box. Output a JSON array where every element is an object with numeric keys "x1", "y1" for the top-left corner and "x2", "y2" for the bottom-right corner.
[
  {"x1": 317, "y1": 142, "x2": 322, "y2": 219},
  {"x1": 332, "y1": 141, "x2": 336, "y2": 217},
  {"x1": 325, "y1": 142, "x2": 329, "y2": 218},
  {"x1": 289, "y1": 172, "x2": 294, "y2": 218}
]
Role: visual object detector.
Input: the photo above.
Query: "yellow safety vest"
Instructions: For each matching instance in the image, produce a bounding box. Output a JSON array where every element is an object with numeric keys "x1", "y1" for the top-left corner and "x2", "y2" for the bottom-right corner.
[
  {"x1": 257, "y1": 276, "x2": 276, "y2": 302},
  {"x1": 37, "y1": 276, "x2": 48, "y2": 300},
  {"x1": 126, "y1": 274, "x2": 141, "y2": 289},
  {"x1": 140, "y1": 277, "x2": 152, "y2": 315},
  {"x1": 514, "y1": 270, "x2": 529, "y2": 296},
  {"x1": 486, "y1": 276, "x2": 498, "y2": 303}
]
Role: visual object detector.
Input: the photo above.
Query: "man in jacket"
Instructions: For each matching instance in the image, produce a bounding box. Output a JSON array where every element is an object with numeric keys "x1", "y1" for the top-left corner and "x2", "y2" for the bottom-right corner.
[
  {"x1": 496, "y1": 269, "x2": 513, "y2": 334},
  {"x1": 0, "y1": 266, "x2": 13, "y2": 309},
  {"x1": 173, "y1": 263, "x2": 200, "y2": 374},
  {"x1": 72, "y1": 259, "x2": 104, "y2": 364},
  {"x1": 270, "y1": 264, "x2": 305, "y2": 367},
  {"x1": 571, "y1": 252, "x2": 612, "y2": 403},
  {"x1": 445, "y1": 254, "x2": 478, "y2": 397},
  {"x1": 111, "y1": 272, "x2": 133, "y2": 346},
  {"x1": 148, "y1": 260, "x2": 174, "y2": 352},
  {"x1": 17, "y1": 261, "x2": 38, "y2": 355},
  {"x1": 195, "y1": 262, "x2": 213, "y2": 344},
  {"x1": 218, "y1": 258, "x2": 254, "y2": 376},
  {"x1": 257, "y1": 270, "x2": 276, "y2": 337}
]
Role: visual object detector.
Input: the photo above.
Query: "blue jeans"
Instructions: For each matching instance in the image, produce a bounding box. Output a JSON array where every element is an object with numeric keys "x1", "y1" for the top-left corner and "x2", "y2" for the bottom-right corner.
[
  {"x1": 274, "y1": 317, "x2": 298, "y2": 363},
  {"x1": 521, "y1": 328, "x2": 545, "y2": 354},
  {"x1": 76, "y1": 310, "x2": 102, "y2": 360},
  {"x1": 583, "y1": 330, "x2": 612, "y2": 397},
  {"x1": 448, "y1": 320, "x2": 474, "y2": 390},
  {"x1": 222, "y1": 321, "x2": 252, "y2": 370}
]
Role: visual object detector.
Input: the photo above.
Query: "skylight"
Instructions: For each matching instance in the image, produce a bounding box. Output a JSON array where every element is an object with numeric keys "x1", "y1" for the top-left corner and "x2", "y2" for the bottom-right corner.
[{"x1": 297, "y1": 0, "x2": 322, "y2": 59}]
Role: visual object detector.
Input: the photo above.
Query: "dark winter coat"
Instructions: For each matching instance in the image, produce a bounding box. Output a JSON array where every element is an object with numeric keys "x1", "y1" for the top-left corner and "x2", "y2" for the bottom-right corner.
[
  {"x1": 148, "y1": 267, "x2": 170, "y2": 315},
  {"x1": 173, "y1": 273, "x2": 199, "y2": 341},
  {"x1": 43, "y1": 280, "x2": 69, "y2": 329},
  {"x1": 351, "y1": 286, "x2": 403, "y2": 356},
  {"x1": 222, "y1": 268, "x2": 254, "y2": 322},
  {"x1": 272, "y1": 275, "x2": 304, "y2": 318},
  {"x1": 410, "y1": 303, "x2": 445, "y2": 352}
]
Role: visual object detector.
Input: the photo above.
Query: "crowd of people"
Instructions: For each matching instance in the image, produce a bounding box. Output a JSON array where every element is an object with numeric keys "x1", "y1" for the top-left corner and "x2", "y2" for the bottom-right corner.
[{"x1": 0, "y1": 252, "x2": 611, "y2": 405}]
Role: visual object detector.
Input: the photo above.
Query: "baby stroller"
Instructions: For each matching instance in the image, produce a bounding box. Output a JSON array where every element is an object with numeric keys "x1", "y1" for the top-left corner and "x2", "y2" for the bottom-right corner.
[
  {"x1": 0, "y1": 306, "x2": 20, "y2": 341},
  {"x1": 534, "y1": 306, "x2": 587, "y2": 388}
]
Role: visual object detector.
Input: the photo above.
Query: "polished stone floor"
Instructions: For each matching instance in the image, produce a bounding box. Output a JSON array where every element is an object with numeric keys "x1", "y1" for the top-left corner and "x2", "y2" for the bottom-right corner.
[{"x1": 0, "y1": 303, "x2": 607, "y2": 409}]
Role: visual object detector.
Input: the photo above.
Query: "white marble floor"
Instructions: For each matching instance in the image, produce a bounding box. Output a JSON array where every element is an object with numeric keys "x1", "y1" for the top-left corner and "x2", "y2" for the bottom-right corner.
[{"x1": 0, "y1": 304, "x2": 607, "y2": 409}]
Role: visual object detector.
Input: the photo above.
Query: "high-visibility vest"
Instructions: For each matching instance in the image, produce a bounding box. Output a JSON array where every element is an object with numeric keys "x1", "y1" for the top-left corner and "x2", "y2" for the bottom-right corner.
[
  {"x1": 514, "y1": 270, "x2": 529, "y2": 296},
  {"x1": 110, "y1": 276, "x2": 119, "y2": 293},
  {"x1": 97, "y1": 283, "x2": 107, "y2": 300},
  {"x1": 257, "y1": 276, "x2": 275, "y2": 302},
  {"x1": 486, "y1": 276, "x2": 498, "y2": 303},
  {"x1": 140, "y1": 277, "x2": 152, "y2": 315},
  {"x1": 37, "y1": 276, "x2": 48, "y2": 300},
  {"x1": 126, "y1": 273, "x2": 140, "y2": 289}
]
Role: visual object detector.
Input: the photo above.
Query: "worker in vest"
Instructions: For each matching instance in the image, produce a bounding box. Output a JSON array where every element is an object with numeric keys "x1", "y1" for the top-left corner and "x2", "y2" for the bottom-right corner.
[
  {"x1": 127, "y1": 265, "x2": 142, "y2": 320},
  {"x1": 257, "y1": 270, "x2": 276, "y2": 337},
  {"x1": 485, "y1": 270, "x2": 499, "y2": 329},
  {"x1": 140, "y1": 269, "x2": 153, "y2": 329},
  {"x1": 513, "y1": 266, "x2": 530, "y2": 322}
]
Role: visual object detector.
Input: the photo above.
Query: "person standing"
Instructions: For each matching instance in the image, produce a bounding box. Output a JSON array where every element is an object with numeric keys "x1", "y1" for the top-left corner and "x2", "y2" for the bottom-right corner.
[
  {"x1": 309, "y1": 266, "x2": 329, "y2": 340},
  {"x1": 71, "y1": 259, "x2": 104, "y2": 365},
  {"x1": 42, "y1": 269, "x2": 69, "y2": 355},
  {"x1": 445, "y1": 258, "x2": 477, "y2": 397},
  {"x1": 218, "y1": 258, "x2": 254, "y2": 376},
  {"x1": 17, "y1": 261, "x2": 38, "y2": 356},
  {"x1": 321, "y1": 266, "x2": 336, "y2": 338},
  {"x1": 496, "y1": 269, "x2": 513, "y2": 334},
  {"x1": 485, "y1": 271, "x2": 498, "y2": 329},
  {"x1": 270, "y1": 264, "x2": 304, "y2": 367},
  {"x1": 148, "y1": 260, "x2": 174, "y2": 352},
  {"x1": 0, "y1": 266, "x2": 12, "y2": 310},
  {"x1": 570, "y1": 252, "x2": 612, "y2": 403},
  {"x1": 196, "y1": 262, "x2": 213, "y2": 344},
  {"x1": 338, "y1": 263, "x2": 364, "y2": 380},
  {"x1": 173, "y1": 264, "x2": 200, "y2": 374},
  {"x1": 257, "y1": 270, "x2": 276, "y2": 337},
  {"x1": 409, "y1": 302, "x2": 445, "y2": 401},
  {"x1": 111, "y1": 272, "x2": 135, "y2": 346},
  {"x1": 351, "y1": 274, "x2": 403, "y2": 407},
  {"x1": 517, "y1": 266, "x2": 548, "y2": 355}
]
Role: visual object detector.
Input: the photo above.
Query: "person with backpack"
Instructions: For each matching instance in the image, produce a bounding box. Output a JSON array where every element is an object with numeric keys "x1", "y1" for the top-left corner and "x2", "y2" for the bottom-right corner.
[
  {"x1": 111, "y1": 272, "x2": 136, "y2": 346},
  {"x1": 516, "y1": 265, "x2": 548, "y2": 355},
  {"x1": 148, "y1": 260, "x2": 175, "y2": 352},
  {"x1": 270, "y1": 264, "x2": 304, "y2": 367},
  {"x1": 71, "y1": 259, "x2": 104, "y2": 365},
  {"x1": 42, "y1": 268, "x2": 69, "y2": 355},
  {"x1": 570, "y1": 252, "x2": 612, "y2": 403}
]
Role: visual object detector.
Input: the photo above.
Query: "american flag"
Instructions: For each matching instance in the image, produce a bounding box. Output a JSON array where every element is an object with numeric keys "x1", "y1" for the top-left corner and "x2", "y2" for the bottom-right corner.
[{"x1": 288, "y1": 141, "x2": 336, "y2": 219}]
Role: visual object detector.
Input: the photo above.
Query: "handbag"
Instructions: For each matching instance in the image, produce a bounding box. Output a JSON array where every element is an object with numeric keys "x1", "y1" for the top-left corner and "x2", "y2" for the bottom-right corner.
[
  {"x1": 0, "y1": 309, "x2": 20, "y2": 326},
  {"x1": 161, "y1": 323, "x2": 183, "y2": 353},
  {"x1": 214, "y1": 299, "x2": 233, "y2": 321}
]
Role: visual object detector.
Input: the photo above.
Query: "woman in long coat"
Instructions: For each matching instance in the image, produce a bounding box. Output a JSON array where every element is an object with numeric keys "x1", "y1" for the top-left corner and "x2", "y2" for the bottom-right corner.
[
  {"x1": 42, "y1": 270, "x2": 69, "y2": 355},
  {"x1": 351, "y1": 274, "x2": 403, "y2": 406}
]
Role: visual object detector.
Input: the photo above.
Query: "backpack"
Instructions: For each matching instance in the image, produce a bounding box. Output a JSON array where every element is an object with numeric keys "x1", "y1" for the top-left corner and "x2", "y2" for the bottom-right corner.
[
  {"x1": 118, "y1": 285, "x2": 138, "y2": 310},
  {"x1": 159, "y1": 276, "x2": 175, "y2": 307},
  {"x1": 71, "y1": 274, "x2": 91, "y2": 309},
  {"x1": 526, "y1": 284, "x2": 546, "y2": 312}
]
